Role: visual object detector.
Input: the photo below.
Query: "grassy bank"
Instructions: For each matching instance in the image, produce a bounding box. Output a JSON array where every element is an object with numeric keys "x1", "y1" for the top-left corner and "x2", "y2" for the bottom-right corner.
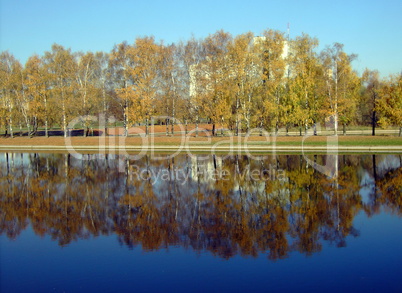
[{"x1": 0, "y1": 135, "x2": 401, "y2": 147}]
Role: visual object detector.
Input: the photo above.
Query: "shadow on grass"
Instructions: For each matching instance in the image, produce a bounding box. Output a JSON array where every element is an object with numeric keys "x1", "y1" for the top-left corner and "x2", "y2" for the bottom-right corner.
[{"x1": 3, "y1": 129, "x2": 104, "y2": 137}]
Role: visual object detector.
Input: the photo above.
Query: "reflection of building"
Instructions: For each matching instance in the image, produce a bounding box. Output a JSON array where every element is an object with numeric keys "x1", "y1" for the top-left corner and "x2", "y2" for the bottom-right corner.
[
  {"x1": 254, "y1": 37, "x2": 291, "y2": 79},
  {"x1": 190, "y1": 155, "x2": 222, "y2": 188}
]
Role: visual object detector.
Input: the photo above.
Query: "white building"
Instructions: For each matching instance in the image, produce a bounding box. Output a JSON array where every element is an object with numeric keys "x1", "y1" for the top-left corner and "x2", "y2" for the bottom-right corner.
[{"x1": 189, "y1": 37, "x2": 291, "y2": 99}]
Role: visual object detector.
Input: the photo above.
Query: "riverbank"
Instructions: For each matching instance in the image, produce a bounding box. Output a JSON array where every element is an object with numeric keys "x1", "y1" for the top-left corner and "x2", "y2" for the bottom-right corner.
[{"x1": 1, "y1": 135, "x2": 401, "y2": 154}]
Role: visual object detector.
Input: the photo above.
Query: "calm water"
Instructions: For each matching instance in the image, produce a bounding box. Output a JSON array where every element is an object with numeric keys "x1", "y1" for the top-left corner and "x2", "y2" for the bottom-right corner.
[{"x1": 1, "y1": 153, "x2": 401, "y2": 292}]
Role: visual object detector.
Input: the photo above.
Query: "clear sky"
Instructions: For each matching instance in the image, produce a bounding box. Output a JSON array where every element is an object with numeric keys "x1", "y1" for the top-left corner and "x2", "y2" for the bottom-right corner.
[{"x1": 1, "y1": 0, "x2": 401, "y2": 77}]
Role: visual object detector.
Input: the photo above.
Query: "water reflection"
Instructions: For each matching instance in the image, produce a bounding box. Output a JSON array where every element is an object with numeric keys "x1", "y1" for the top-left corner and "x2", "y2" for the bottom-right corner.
[{"x1": 0, "y1": 153, "x2": 401, "y2": 260}]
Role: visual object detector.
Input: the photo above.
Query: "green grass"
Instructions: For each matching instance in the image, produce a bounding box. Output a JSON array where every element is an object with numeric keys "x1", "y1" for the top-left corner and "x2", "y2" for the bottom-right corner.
[{"x1": 152, "y1": 137, "x2": 402, "y2": 147}]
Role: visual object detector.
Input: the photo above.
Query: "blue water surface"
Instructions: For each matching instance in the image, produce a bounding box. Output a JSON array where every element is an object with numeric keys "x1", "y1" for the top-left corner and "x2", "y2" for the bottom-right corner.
[{"x1": 1, "y1": 211, "x2": 401, "y2": 293}]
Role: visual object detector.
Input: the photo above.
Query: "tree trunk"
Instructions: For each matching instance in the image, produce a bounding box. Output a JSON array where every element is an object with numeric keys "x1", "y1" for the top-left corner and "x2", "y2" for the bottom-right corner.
[
  {"x1": 27, "y1": 119, "x2": 32, "y2": 138},
  {"x1": 334, "y1": 61, "x2": 339, "y2": 137},
  {"x1": 246, "y1": 93, "x2": 251, "y2": 134},
  {"x1": 343, "y1": 123, "x2": 346, "y2": 136},
  {"x1": 172, "y1": 95, "x2": 176, "y2": 136},
  {"x1": 146, "y1": 118, "x2": 149, "y2": 136},
  {"x1": 62, "y1": 90, "x2": 67, "y2": 138},
  {"x1": 399, "y1": 126, "x2": 402, "y2": 137},
  {"x1": 372, "y1": 110, "x2": 376, "y2": 136},
  {"x1": 33, "y1": 116, "x2": 38, "y2": 136},
  {"x1": 103, "y1": 87, "x2": 108, "y2": 136},
  {"x1": 8, "y1": 105, "x2": 14, "y2": 138},
  {"x1": 63, "y1": 109, "x2": 67, "y2": 137},
  {"x1": 299, "y1": 126, "x2": 302, "y2": 136},
  {"x1": 44, "y1": 97, "x2": 49, "y2": 138},
  {"x1": 334, "y1": 114, "x2": 338, "y2": 136},
  {"x1": 235, "y1": 97, "x2": 240, "y2": 136},
  {"x1": 185, "y1": 120, "x2": 188, "y2": 136},
  {"x1": 45, "y1": 119, "x2": 49, "y2": 138},
  {"x1": 220, "y1": 117, "x2": 224, "y2": 136},
  {"x1": 212, "y1": 123, "x2": 216, "y2": 136},
  {"x1": 259, "y1": 121, "x2": 263, "y2": 136},
  {"x1": 166, "y1": 118, "x2": 169, "y2": 136},
  {"x1": 372, "y1": 90, "x2": 377, "y2": 136},
  {"x1": 83, "y1": 123, "x2": 87, "y2": 137},
  {"x1": 195, "y1": 118, "x2": 198, "y2": 137},
  {"x1": 123, "y1": 102, "x2": 128, "y2": 137}
]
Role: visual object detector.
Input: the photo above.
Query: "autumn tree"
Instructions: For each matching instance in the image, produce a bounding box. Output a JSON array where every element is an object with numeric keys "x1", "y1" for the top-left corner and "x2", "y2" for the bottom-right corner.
[
  {"x1": 377, "y1": 74, "x2": 402, "y2": 136},
  {"x1": 127, "y1": 37, "x2": 163, "y2": 135},
  {"x1": 321, "y1": 43, "x2": 360, "y2": 135},
  {"x1": 257, "y1": 30, "x2": 287, "y2": 133},
  {"x1": 110, "y1": 37, "x2": 163, "y2": 136},
  {"x1": 361, "y1": 69, "x2": 381, "y2": 136},
  {"x1": 287, "y1": 34, "x2": 322, "y2": 135},
  {"x1": 1, "y1": 29, "x2": 400, "y2": 138},
  {"x1": 227, "y1": 32, "x2": 259, "y2": 135},
  {"x1": 75, "y1": 51, "x2": 100, "y2": 136},
  {"x1": 157, "y1": 43, "x2": 187, "y2": 135},
  {"x1": 0, "y1": 51, "x2": 23, "y2": 137},
  {"x1": 109, "y1": 41, "x2": 133, "y2": 136},
  {"x1": 24, "y1": 55, "x2": 51, "y2": 136},
  {"x1": 194, "y1": 30, "x2": 233, "y2": 136},
  {"x1": 185, "y1": 36, "x2": 207, "y2": 136},
  {"x1": 43, "y1": 44, "x2": 77, "y2": 137},
  {"x1": 93, "y1": 51, "x2": 112, "y2": 136}
]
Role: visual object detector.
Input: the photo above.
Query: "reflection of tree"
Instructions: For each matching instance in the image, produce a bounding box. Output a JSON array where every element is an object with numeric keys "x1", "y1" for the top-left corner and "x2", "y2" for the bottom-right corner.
[
  {"x1": 377, "y1": 158, "x2": 402, "y2": 215},
  {"x1": 0, "y1": 153, "x2": 400, "y2": 260}
]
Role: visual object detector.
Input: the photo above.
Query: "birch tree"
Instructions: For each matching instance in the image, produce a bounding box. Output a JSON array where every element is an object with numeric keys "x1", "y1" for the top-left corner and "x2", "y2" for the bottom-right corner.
[
  {"x1": 185, "y1": 36, "x2": 206, "y2": 136},
  {"x1": 109, "y1": 42, "x2": 133, "y2": 136},
  {"x1": 93, "y1": 51, "x2": 112, "y2": 135},
  {"x1": 196, "y1": 30, "x2": 232, "y2": 136},
  {"x1": 227, "y1": 32, "x2": 259, "y2": 135},
  {"x1": 288, "y1": 34, "x2": 321, "y2": 135},
  {"x1": 24, "y1": 55, "x2": 52, "y2": 136},
  {"x1": 0, "y1": 51, "x2": 22, "y2": 137},
  {"x1": 43, "y1": 44, "x2": 77, "y2": 137},
  {"x1": 377, "y1": 74, "x2": 402, "y2": 136},
  {"x1": 321, "y1": 43, "x2": 359, "y2": 135},
  {"x1": 127, "y1": 37, "x2": 163, "y2": 135},
  {"x1": 76, "y1": 51, "x2": 103, "y2": 136},
  {"x1": 361, "y1": 69, "x2": 381, "y2": 136},
  {"x1": 157, "y1": 43, "x2": 186, "y2": 135},
  {"x1": 258, "y1": 30, "x2": 287, "y2": 133}
]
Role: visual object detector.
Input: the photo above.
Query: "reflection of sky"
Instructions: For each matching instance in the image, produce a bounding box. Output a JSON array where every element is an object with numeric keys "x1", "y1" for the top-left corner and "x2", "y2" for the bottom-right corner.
[
  {"x1": 359, "y1": 171, "x2": 375, "y2": 205},
  {"x1": 358, "y1": 154, "x2": 401, "y2": 205},
  {"x1": 1, "y1": 208, "x2": 401, "y2": 292},
  {"x1": 1, "y1": 153, "x2": 402, "y2": 291},
  {"x1": 377, "y1": 155, "x2": 402, "y2": 175}
]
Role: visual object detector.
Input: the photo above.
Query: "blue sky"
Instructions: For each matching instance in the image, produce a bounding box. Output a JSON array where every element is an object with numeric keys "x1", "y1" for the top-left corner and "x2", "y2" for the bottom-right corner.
[{"x1": 1, "y1": 0, "x2": 401, "y2": 77}]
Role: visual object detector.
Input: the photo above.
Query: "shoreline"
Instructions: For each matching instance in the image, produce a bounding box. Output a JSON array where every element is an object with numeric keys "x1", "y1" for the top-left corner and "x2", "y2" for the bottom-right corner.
[
  {"x1": 1, "y1": 145, "x2": 402, "y2": 155},
  {"x1": 1, "y1": 135, "x2": 401, "y2": 154}
]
